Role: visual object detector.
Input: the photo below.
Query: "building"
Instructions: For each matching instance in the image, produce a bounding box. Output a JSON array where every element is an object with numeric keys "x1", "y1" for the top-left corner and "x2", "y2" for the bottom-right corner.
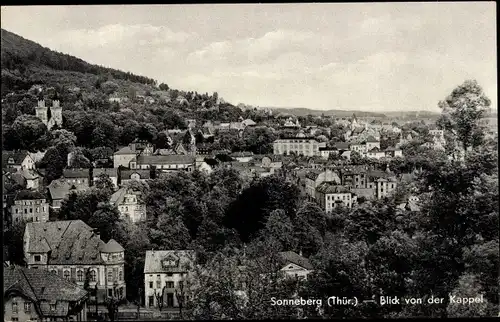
[
  {"x1": 120, "y1": 169, "x2": 151, "y2": 185},
  {"x1": 273, "y1": 137, "x2": 324, "y2": 157},
  {"x1": 11, "y1": 190, "x2": 49, "y2": 224},
  {"x1": 278, "y1": 251, "x2": 314, "y2": 280},
  {"x1": 24, "y1": 220, "x2": 126, "y2": 302},
  {"x1": 242, "y1": 119, "x2": 257, "y2": 127},
  {"x1": 366, "y1": 147, "x2": 387, "y2": 160},
  {"x1": 304, "y1": 169, "x2": 342, "y2": 200},
  {"x1": 144, "y1": 250, "x2": 196, "y2": 308},
  {"x1": 319, "y1": 147, "x2": 340, "y2": 160},
  {"x1": 110, "y1": 187, "x2": 146, "y2": 223},
  {"x1": 4, "y1": 265, "x2": 88, "y2": 322},
  {"x1": 35, "y1": 100, "x2": 63, "y2": 130},
  {"x1": 2, "y1": 151, "x2": 36, "y2": 172},
  {"x1": 315, "y1": 183, "x2": 356, "y2": 212},
  {"x1": 63, "y1": 169, "x2": 90, "y2": 186},
  {"x1": 366, "y1": 170, "x2": 398, "y2": 199},
  {"x1": 132, "y1": 155, "x2": 196, "y2": 172},
  {"x1": 113, "y1": 145, "x2": 138, "y2": 168},
  {"x1": 47, "y1": 179, "x2": 89, "y2": 210}
]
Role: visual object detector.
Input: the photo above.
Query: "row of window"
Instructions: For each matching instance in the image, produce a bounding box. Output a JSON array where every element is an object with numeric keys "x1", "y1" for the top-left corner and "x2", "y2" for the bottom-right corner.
[
  {"x1": 11, "y1": 301, "x2": 31, "y2": 313},
  {"x1": 327, "y1": 194, "x2": 350, "y2": 201},
  {"x1": 149, "y1": 281, "x2": 183, "y2": 289},
  {"x1": 14, "y1": 206, "x2": 47, "y2": 214},
  {"x1": 15, "y1": 200, "x2": 46, "y2": 205},
  {"x1": 14, "y1": 216, "x2": 45, "y2": 223},
  {"x1": 48, "y1": 268, "x2": 123, "y2": 282}
]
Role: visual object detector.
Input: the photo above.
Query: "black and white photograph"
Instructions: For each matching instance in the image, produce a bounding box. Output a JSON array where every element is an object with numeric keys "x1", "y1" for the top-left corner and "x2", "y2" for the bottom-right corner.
[{"x1": 1, "y1": 3, "x2": 498, "y2": 320}]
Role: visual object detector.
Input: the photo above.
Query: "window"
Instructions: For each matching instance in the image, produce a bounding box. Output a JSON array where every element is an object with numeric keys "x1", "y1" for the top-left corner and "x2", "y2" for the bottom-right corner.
[
  {"x1": 178, "y1": 281, "x2": 184, "y2": 289},
  {"x1": 64, "y1": 270, "x2": 70, "y2": 280},
  {"x1": 149, "y1": 282, "x2": 153, "y2": 289},
  {"x1": 50, "y1": 304, "x2": 56, "y2": 311},
  {"x1": 90, "y1": 270, "x2": 97, "y2": 282},
  {"x1": 77, "y1": 270, "x2": 84, "y2": 282},
  {"x1": 107, "y1": 271, "x2": 113, "y2": 282},
  {"x1": 34, "y1": 255, "x2": 41, "y2": 262},
  {"x1": 36, "y1": 207, "x2": 39, "y2": 213},
  {"x1": 24, "y1": 302, "x2": 31, "y2": 313},
  {"x1": 51, "y1": 269, "x2": 58, "y2": 275},
  {"x1": 24, "y1": 209, "x2": 28, "y2": 214},
  {"x1": 156, "y1": 281, "x2": 161, "y2": 288},
  {"x1": 108, "y1": 289, "x2": 113, "y2": 297},
  {"x1": 11, "y1": 318, "x2": 18, "y2": 322},
  {"x1": 15, "y1": 209, "x2": 18, "y2": 214},
  {"x1": 119, "y1": 270, "x2": 123, "y2": 281},
  {"x1": 12, "y1": 301, "x2": 18, "y2": 313},
  {"x1": 42, "y1": 207, "x2": 45, "y2": 212},
  {"x1": 29, "y1": 208, "x2": 33, "y2": 213},
  {"x1": 166, "y1": 281, "x2": 174, "y2": 288}
]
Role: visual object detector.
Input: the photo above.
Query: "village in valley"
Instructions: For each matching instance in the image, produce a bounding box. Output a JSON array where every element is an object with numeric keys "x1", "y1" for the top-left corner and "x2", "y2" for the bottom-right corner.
[{"x1": 1, "y1": 4, "x2": 498, "y2": 321}]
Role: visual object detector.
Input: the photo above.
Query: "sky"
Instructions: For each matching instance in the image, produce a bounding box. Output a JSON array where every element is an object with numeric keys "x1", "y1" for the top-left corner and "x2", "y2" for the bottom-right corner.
[{"x1": 1, "y1": 3, "x2": 497, "y2": 112}]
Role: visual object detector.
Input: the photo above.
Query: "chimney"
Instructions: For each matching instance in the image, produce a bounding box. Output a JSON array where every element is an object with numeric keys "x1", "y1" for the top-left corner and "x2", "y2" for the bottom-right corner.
[{"x1": 299, "y1": 249, "x2": 303, "y2": 257}]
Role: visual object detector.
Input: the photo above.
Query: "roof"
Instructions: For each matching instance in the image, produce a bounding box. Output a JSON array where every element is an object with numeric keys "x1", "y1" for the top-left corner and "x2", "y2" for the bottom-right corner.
[
  {"x1": 137, "y1": 155, "x2": 195, "y2": 165},
  {"x1": 319, "y1": 146, "x2": 338, "y2": 151},
  {"x1": 334, "y1": 142, "x2": 351, "y2": 150},
  {"x1": 279, "y1": 251, "x2": 313, "y2": 270},
  {"x1": 316, "y1": 183, "x2": 351, "y2": 194},
  {"x1": 29, "y1": 151, "x2": 46, "y2": 163},
  {"x1": 48, "y1": 179, "x2": 89, "y2": 200},
  {"x1": 242, "y1": 119, "x2": 257, "y2": 126},
  {"x1": 15, "y1": 190, "x2": 45, "y2": 201},
  {"x1": 305, "y1": 170, "x2": 321, "y2": 180},
  {"x1": 21, "y1": 168, "x2": 40, "y2": 180},
  {"x1": 121, "y1": 169, "x2": 151, "y2": 180},
  {"x1": 63, "y1": 168, "x2": 89, "y2": 179},
  {"x1": 114, "y1": 146, "x2": 136, "y2": 155},
  {"x1": 366, "y1": 136, "x2": 378, "y2": 143},
  {"x1": 110, "y1": 187, "x2": 142, "y2": 205},
  {"x1": 101, "y1": 239, "x2": 124, "y2": 253},
  {"x1": 24, "y1": 220, "x2": 120, "y2": 265},
  {"x1": 2, "y1": 150, "x2": 29, "y2": 167},
  {"x1": 230, "y1": 151, "x2": 254, "y2": 158},
  {"x1": 367, "y1": 147, "x2": 381, "y2": 152},
  {"x1": 4, "y1": 265, "x2": 88, "y2": 315},
  {"x1": 144, "y1": 250, "x2": 196, "y2": 274},
  {"x1": 93, "y1": 168, "x2": 118, "y2": 177}
]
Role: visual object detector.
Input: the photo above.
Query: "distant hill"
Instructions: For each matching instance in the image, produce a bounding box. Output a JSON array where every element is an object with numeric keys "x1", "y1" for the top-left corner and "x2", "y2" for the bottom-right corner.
[{"x1": 265, "y1": 106, "x2": 443, "y2": 119}]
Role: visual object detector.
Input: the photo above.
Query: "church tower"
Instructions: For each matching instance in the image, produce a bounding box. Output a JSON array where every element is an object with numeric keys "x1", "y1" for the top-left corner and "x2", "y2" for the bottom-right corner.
[
  {"x1": 35, "y1": 100, "x2": 48, "y2": 126},
  {"x1": 49, "y1": 100, "x2": 63, "y2": 129}
]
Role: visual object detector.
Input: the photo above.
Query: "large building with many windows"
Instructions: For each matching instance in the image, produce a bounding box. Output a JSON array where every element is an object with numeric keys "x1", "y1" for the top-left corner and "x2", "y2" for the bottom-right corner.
[
  {"x1": 10, "y1": 190, "x2": 49, "y2": 224},
  {"x1": 23, "y1": 220, "x2": 126, "y2": 303},
  {"x1": 273, "y1": 137, "x2": 325, "y2": 157}
]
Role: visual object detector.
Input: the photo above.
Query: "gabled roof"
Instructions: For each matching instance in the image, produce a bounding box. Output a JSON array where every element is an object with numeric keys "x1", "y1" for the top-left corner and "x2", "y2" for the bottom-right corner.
[
  {"x1": 305, "y1": 170, "x2": 322, "y2": 180},
  {"x1": 101, "y1": 239, "x2": 124, "y2": 253},
  {"x1": 15, "y1": 190, "x2": 45, "y2": 201},
  {"x1": 334, "y1": 142, "x2": 351, "y2": 150},
  {"x1": 21, "y1": 168, "x2": 40, "y2": 180},
  {"x1": 144, "y1": 250, "x2": 196, "y2": 274},
  {"x1": 25, "y1": 220, "x2": 114, "y2": 265},
  {"x1": 4, "y1": 265, "x2": 88, "y2": 307},
  {"x1": 367, "y1": 147, "x2": 381, "y2": 152},
  {"x1": 48, "y1": 179, "x2": 89, "y2": 200},
  {"x1": 137, "y1": 155, "x2": 195, "y2": 165},
  {"x1": 63, "y1": 168, "x2": 89, "y2": 179},
  {"x1": 279, "y1": 251, "x2": 313, "y2": 270},
  {"x1": 366, "y1": 136, "x2": 378, "y2": 143}
]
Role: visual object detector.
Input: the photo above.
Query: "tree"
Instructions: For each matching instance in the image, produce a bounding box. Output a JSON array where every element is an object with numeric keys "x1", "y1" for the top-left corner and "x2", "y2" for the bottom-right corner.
[
  {"x1": 93, "y1": 173, "x2": 114, "y2": 195},
  {"x1": 9, "y1": 114, "x2": 50, "y2": 151},
  {"x1": 437, "y1": 80, "x2": 491, "y2": 152},
  {"x1": 446, "y1": 274, "x2": 489, "y2": 317},
  {"x1": 155, "y1": 286, "x2": 167, "y2": 311},
  {"x1": 159, "y1": 83, "x2": 169, "y2": 91},
  {"x1": 101, "y1": 80, "x2": 119, "y2": 95}
]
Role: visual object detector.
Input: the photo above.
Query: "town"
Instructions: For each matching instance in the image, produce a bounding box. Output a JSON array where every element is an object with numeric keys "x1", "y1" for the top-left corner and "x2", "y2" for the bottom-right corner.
[{"x1": 2, "y1": 4, "x2": 498, "y2": 321}]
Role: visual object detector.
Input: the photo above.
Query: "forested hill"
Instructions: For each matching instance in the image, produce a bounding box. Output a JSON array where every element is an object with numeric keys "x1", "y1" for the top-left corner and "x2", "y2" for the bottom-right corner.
[{"x1": 1, "y1": 28, "x2": 156, "y2": 94}]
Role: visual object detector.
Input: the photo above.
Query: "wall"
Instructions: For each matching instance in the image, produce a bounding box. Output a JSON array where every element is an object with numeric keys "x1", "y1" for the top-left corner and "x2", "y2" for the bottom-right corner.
[
  {"x1": 144, "y1": 272, "x2": 187, "y2": 308},
  {"x1": 4, "y1": 296, "x2": 39, "y2": 322}
]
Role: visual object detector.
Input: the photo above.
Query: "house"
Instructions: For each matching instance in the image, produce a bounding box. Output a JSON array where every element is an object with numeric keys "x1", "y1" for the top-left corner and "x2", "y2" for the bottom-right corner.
[
  {"x1": 92, "y1": 168, "x2": 118, "y2": 189},
  {"x1": 384, "y1": 147, "x2": 404, "y2": 158},
  {"x1": 113, "y1": 145, "x2": 138, "y2": 168},
  {"x1": 29, "y1": 151, "x2": 46, "y2": 164},
  {"x1": 24, "y1": 220, "x2": 126, "y2": 302},
  {"x1": 319, "y1": 147, "x2": 339, "y2": 160},
  {"x1": 4, "y1": 265, "x2": 88, "y2": 322},
  {"x1": 367, "y1": 170, "x2": 398, "y2": 199},
  {"x1": 10, "y1": 190, "x2": 49, "y2": 224},
  {"x1": 110, "y1": 187, "x2": 146, "y2": 223},
  {"x1": 144, "y1": 250, "x2": 196, "y2": 308},
  {"x1": 278, "y1": 251, "x2": 314, "y2": 280},
  {"x1": 242, "y1": 119, "x2": 257, "y2": 127},
  {"x1": 315, "y1": 183, "x2": 357, "y2": 212},
  {"x1": 366, "y1": 147, "x2": 386, "y2": 160},
  {"x1": 230, "y1": 151, "x2": 254, "y2": 163},
  {"x1": 120, "y1": 169, "x2": 151, "y2": 185},
  {"x1": 259, "y1": 156, "x2": 283, "y2": 169},
  {"x1": 197, "y1": 161, "x2": 215, "y2": 175},
  {"x1": 304, "y1": 169, "x2": 342, "y2": 201},
  {"x1": 63, "y1": 169, "x2": 90, "y2": 186},
  {"x1": 2, "y1": 151, "x2": 36, "y2": 172},
  {"x1": 132, "y1": 155, "x2": 196, "y2": 172},
  {"x1": 47, "y1": 179, "x2": 89, "y2": 210}
]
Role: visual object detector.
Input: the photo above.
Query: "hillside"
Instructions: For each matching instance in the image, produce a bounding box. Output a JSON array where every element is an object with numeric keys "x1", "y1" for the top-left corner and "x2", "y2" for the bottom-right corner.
[
  {"x1": 1, "y1": 28, "x2": 157, "y2": 95},
  {"x1": 267, "y1": 107, "x2": 387, "y2": 118}
]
